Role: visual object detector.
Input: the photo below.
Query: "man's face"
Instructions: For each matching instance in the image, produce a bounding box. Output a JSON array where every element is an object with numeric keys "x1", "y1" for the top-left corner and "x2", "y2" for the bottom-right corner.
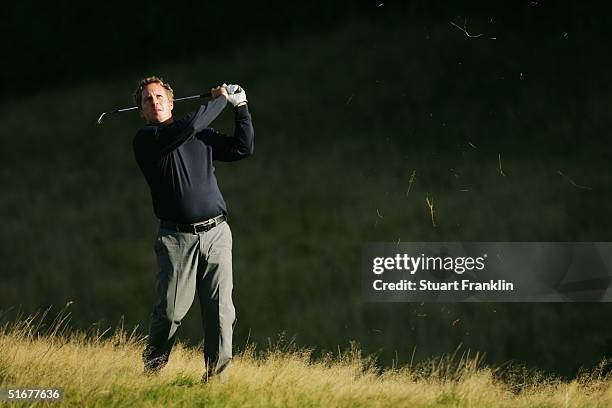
[{"x1": 139, "y1": 83, "x2": 174, "y2": 124}]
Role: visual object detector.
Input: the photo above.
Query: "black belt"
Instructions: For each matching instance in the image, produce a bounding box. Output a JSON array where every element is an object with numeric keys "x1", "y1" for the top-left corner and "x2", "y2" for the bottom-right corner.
[{"x1": 160, "y1": 215, "x2": 226, "y2": 234}]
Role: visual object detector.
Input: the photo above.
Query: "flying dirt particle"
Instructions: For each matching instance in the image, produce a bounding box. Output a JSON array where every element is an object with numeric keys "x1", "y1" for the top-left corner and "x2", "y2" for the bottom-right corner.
[
  {"x1": 450, "y1": 20, "x2": 483, "y2": 38},
  {"x1": 497, "y1": 153, "x2": 506, "y2": 176},
  {"x1": 557, "y1": 170, "x2": 592, "y2": 190},
  {"x1": 406, "y1": 170, "x2": 416, "y2": 196},
  {"x1": 426, "y1": 194, "x2": 436, "y2": 227}
]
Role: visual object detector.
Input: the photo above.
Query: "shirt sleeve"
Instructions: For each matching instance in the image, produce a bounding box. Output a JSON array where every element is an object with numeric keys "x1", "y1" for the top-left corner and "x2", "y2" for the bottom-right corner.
[
  {"x1": 197, "y1": 104, "x2": 254, "y2": 162},
  {"x1": 141, "y1": 97, "x2": 229, "y2": 158}
]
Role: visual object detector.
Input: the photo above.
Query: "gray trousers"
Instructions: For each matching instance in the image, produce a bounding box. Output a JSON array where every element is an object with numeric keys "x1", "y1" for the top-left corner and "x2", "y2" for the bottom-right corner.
[{"x1": 143, "y1": 221, "x2": 235, "y2": 377}]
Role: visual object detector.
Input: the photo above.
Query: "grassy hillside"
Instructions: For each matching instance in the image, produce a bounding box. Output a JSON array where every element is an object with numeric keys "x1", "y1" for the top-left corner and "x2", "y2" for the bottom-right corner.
[
  {"x1": 1, "y1": 13, "x2": 611, "y2": 376},
  {"x1": 1, "y1": 314, "x2": 610, "y2": 407}
]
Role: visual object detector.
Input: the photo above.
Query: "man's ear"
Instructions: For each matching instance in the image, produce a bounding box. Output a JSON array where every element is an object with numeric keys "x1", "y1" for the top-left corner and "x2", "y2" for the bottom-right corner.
[{"x1": 169, "y1": 99, "x2": 174, "y2": 111}]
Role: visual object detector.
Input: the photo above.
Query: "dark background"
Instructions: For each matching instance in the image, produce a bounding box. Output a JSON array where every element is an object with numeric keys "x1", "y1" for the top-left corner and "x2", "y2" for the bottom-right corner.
[{"x1": 2, "y1": 1, "x2": 612, "y2": 377}]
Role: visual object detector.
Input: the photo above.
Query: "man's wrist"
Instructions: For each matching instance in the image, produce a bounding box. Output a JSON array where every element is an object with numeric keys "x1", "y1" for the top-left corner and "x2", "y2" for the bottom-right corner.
[{"x1": 235, "y1": 101, "x2": 247, "y2": 108}]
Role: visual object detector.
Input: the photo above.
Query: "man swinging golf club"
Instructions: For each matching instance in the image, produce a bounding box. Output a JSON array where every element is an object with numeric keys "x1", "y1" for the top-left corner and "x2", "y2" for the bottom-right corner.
[{"x1": 132, "y1": 76, "x2": 253, "y2": 382}]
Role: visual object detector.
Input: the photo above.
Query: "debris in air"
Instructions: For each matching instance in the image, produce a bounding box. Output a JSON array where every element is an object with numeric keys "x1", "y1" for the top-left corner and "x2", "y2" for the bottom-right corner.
[
  {"x1": 557, "y1": 170, "x2": 592, "y2": 190},
  {"x1": 450, "y1": 20, "x2": 483, "y2": 38},
  {"x1": 426, "y1": 194, "x2": 436, "y2": 227},
  {"x1": 498, "y1": 154, "x2": 506, "y2": 176},
  {"x1": 406, "y1": 170, "x2": 416, "y2": 196}
]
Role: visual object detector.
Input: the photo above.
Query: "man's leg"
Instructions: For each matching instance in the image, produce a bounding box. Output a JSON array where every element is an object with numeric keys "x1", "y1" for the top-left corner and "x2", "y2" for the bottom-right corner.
[
  {"x1": 144, "y1": 228, "x2": 200, "y2": 373},
  {"x1": 197, "y1": 222, "x2": 236, "y2": 380}
]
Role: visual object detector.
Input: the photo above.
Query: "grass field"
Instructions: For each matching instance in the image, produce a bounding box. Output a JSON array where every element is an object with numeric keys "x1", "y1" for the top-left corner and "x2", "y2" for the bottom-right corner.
[{"x1": 0, "y1": 312, "x2": 611, "y2": 407}]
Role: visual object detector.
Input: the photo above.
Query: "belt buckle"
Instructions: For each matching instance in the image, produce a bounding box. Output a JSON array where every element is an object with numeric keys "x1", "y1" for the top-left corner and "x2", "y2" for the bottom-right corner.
[{"x1": 194, "y1": 218, "x2": 215, "y2": 233}]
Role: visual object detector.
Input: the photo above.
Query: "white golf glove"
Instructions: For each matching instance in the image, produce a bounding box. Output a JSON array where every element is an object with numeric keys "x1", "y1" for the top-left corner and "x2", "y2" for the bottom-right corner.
[{"x1": 225, "y1": 84, "x2": 247, "y2": 107}]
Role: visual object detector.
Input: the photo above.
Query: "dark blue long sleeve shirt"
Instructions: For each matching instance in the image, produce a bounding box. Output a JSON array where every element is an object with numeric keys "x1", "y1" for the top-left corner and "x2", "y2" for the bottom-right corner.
[{"x1": 133, "y1": 103, "x2": 254, "y2": 223}]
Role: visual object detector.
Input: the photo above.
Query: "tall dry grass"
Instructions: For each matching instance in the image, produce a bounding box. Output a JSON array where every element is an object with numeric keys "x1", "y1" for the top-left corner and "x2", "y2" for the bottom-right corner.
[{"x1": 0, "y1": 308, "x2": 610, "y2": 407}]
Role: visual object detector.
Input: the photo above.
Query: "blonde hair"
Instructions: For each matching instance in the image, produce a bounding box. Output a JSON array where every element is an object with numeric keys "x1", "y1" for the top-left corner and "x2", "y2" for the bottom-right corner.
[{"x1": 133, "y1": 76, "x2": 174, "y2": 109}]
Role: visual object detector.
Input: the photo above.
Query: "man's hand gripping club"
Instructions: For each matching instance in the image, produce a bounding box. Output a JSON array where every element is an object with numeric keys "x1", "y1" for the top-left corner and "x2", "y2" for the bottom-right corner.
[{"x1": 210, "y1": 84, "x2": 248, "y2": 107}]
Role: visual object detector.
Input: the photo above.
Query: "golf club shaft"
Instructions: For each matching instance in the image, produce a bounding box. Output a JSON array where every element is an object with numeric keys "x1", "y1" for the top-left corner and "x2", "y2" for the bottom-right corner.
[{"x1": 97, "y1": 92, "x2": 212, "y2": 124}]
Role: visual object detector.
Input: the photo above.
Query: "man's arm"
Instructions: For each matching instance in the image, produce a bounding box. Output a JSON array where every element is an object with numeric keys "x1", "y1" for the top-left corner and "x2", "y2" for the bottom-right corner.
[
  {"x1": 154, "y1": 97, "x2": 228, "y2": 157},
  {"x1": 198, "y1": 104, "x2": 254, "y2": 162}
]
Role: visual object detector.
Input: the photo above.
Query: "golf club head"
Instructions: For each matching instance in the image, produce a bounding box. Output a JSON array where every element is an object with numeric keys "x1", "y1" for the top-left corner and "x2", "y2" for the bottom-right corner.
[{"x1": 96, "y1": 112, "x2": 108, "y2": 125}]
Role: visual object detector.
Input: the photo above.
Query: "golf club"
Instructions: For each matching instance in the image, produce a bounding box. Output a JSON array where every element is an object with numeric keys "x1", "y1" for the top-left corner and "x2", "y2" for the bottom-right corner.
[
  {"x1": 97, "y1": 93, "x2": 212, "y2": 125},
  {"x1": 97, "y1": 87, "x2": 243, "y2": 125}
]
